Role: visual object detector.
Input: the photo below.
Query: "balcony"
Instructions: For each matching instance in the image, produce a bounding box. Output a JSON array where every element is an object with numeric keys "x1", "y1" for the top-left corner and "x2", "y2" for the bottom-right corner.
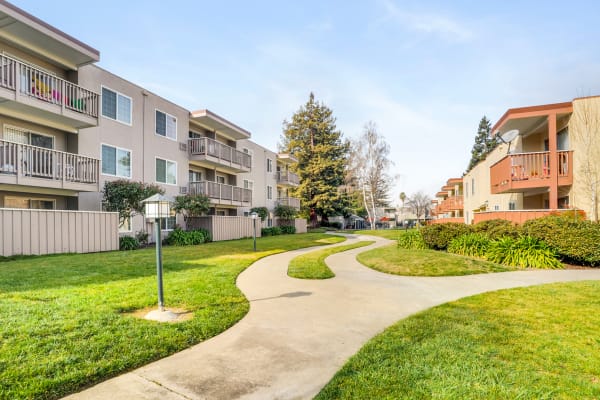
[
  {"x1": 0, "y1": 54, "x2": 99, "y2": 131},
  {"x1": 188, "y1": 181, "x2": 251, "y2": 206},
  {"x1": 276, "y1": 170, "x2": 299, "y2": 187},
  {"x1": 188, "y1": 137, "x2": 251, "y2": 173},
  {"x1": 0, "y1": 139, "x2": 100, "y2": 192},
  {"x1": 490, "y1": 151, "x2": 572, "y2": 194},
  {"x1": 436, "y1": 196, "x2": 463, "y2": 213},
  {"x1": 430, "y1": 217, "x2": 464, "y2": 224},
  {"x1": 473, "y1": 209, "x2": 582, "y2": 225},
  {"x1": 276, "y1": 197, "x2": 301, "y2": 209}
]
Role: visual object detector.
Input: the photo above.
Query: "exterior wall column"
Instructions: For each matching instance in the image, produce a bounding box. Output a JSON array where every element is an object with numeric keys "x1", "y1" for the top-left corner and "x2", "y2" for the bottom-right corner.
[{"x1": 548, "y1": 112, "x2": 558, "y2": 209}]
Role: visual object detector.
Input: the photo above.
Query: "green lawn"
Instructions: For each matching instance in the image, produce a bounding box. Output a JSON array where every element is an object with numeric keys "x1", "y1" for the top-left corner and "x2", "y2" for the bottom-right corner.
[
  {"x1": 0, "y1": 233, "x2": 344, "y2": 400},
  {"x1": 357, "y1": 244, "x2": 515, "y2": 276},
  {"x1": 288, "y1": 241, "x2": 375, "y2": 279},
  {"x1": 316, "y1": 281, "x2": 600, "y2": 399},
  {"x1": 351, "y1": 229, "x2": 405, "y2": 240}
]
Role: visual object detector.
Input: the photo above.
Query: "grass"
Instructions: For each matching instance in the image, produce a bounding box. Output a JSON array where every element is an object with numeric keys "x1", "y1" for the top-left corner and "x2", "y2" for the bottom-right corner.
[
  {"x1": 351, "y1": 229, "x2": 406, "y2": 240},
  {"x1": 357, "y1": 244, "x2": 515, "y2": 276},
  {"x1": 288, "y1": 241, "x2": 375, "y2": 279},
  {"x1": 316, "y1": 281, "x2": 600, "y2": 399},
  {"x1": 0, "y1": 233, "x2": 345, "y2": 400}
]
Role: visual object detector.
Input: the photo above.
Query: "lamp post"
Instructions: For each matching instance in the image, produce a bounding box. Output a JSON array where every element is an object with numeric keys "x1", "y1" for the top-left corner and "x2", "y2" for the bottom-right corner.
[
  {"x1": 142, "y1": 194, "x2": 172, "y2": 313},
  {"x1": 250, "y1": 211, "x2": 257, "y2": 251}
]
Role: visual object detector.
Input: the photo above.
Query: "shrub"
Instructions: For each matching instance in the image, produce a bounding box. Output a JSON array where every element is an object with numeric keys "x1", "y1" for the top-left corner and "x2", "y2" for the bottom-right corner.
[
  {"x1": 280, "y1": 225, "x2": 296, "y2": 234},
  {"x1": 250, "y1": 207, "x2": 268, "y2": 221},
  {"x1": 448, "y1": 233, "x2": 491, "y2": 258},
  {"x1": 420, "y1": 223, "x2": 473, "y2": 250},
  {"x1": 198, "y1": 228, "x2": 212, "y2": 242},
  {"x1": 323, "y1": 221, "x2": 342, "y2": 229},
  {"x1": 486, "y1": 236, "x2": 562, "y2": 269},
  {"x1": 165, "y1": 227, "x2": 206, "y2": 246},
  {"x1": 473, "y1": 219, "x2": 521, "y2": 239},
  {"x1": 274, "y1": 204, "x2": 297, "y2": 220},
  {"x1": 397, "y1": 230, "x2": 427, "y2": 249},
  {"x1": 119, "y1": 236, "x2": 139, "y2": 251},
  {"x1": 522, "y1": 215, "x2": 600, "y2": 266},
  {"x1": 135, "y1": 231, "x2": 149, "y2": 246},
  {"x1": 261, "y1": 227, "x2": 282, "y2": 236}
]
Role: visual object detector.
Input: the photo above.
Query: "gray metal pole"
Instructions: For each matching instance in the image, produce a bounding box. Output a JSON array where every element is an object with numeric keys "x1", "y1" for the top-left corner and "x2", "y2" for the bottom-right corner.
[
  {"x1": 155, "y1": 218, "x2": 164, "y2": 311},
  {"x1": 253, "y1": 218, "x2": 257, "y2": 251}
]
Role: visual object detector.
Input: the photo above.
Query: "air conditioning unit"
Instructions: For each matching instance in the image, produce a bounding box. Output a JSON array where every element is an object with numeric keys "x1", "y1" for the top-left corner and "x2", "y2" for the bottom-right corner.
[
  {"x1": 179, "y1": 142, "x2": 187, "y2": 152},
  {"x1": 179, "y1": 186, "x2": 188, "y2": 194}
]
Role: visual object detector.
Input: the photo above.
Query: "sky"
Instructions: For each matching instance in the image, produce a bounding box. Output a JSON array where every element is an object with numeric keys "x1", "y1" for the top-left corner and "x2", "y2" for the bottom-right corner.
[{"x1": 11, "y1": 0, "x2": 600, "y2": 205}]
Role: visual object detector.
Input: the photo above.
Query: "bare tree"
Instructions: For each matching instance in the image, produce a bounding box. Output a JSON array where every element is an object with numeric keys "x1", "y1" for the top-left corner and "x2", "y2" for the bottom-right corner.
[
  {"x1": 407, "y1": 191, "x2": 432, "y2": 223},
  {"x1": 571, "y1": 96, "x2": 600, "y2": 221},
  {"x1": 347, "y1": 122, "x2": 394, "y2": 229}
]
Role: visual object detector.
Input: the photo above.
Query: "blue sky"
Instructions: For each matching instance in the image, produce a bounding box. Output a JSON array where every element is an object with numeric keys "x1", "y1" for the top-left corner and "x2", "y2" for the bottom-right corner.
[{"x1": 12, "y1": 0, "x2": 600, "y2": 204}]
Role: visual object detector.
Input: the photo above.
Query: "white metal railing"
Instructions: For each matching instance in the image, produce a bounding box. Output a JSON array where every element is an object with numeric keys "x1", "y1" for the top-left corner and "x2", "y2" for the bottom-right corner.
[
  {"x1": 0, "y1": 54, "x2": 99, "y2": 118},
  {"x1": 189, "y1": 181, "x2": 252, "y2": 204},
  {"x1": 276, "y1": 170, "x2": 299, "y2": 185},
  {"x1": 0, "y1": 139, "x2": 99, "y2": 184},
  {"x1": 276, "y1": 197, "x2": 301, "y2": 209},
  {"x1": 188, "y1": 137, "x2": 251, "y2": 169}
]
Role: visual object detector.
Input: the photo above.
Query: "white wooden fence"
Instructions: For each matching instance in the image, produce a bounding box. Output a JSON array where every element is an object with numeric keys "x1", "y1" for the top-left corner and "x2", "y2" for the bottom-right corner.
[{"x1": 0, "y1": 209, "x2": 119, "y2": 256}]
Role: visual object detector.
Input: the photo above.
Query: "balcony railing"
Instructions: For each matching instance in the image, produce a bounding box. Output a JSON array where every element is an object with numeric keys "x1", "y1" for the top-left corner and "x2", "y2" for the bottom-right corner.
[
  {"x1": 188, "y1": 181, "x2": 252, "y2": 204},
  {"x1": 0, "y1": 139, "x2": 100, "y2": 187},
  {"x1": 430, "y1": 217, "x2": 464, "y2": 224},
  {"x1": 276, "y1": 197, "x2": 301, "y2": 209},
  {"x1": 490, "y1": 151, "x2": 573, "y2": 194},
  {"x1": 0, "y1": 54, "x2": 99, "y2": 118},
  {"x1": 188, "y1": 137, "x2": 251, "y2": 170},
  {"x1": 436, "y1": 195, "x2": 463, "y2": 213},
  {"x1": 276, "y1": 170, "x2": 299, "y2": 185},
  {"x1": 473, "y1": 209, "x2": 583, "y2": 225}
]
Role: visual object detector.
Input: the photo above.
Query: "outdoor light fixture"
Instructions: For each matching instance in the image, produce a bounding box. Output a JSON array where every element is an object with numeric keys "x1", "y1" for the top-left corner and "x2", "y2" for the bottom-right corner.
[
  {"x1": 142, "y1": 194, "x2": 176, "y2": 321},
  {"x1": 250, "y1": 211, "x2": 258, "y2": 251}
]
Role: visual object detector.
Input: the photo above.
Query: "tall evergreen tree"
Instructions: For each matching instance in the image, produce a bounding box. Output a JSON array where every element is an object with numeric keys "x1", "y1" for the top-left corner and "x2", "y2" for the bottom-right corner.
[
  {"x1": 466, "y1": 116, "x2": 497, "y2": 172},
  {"x1": 280, "y1": 93, "x2": 350, "y2": 222}
]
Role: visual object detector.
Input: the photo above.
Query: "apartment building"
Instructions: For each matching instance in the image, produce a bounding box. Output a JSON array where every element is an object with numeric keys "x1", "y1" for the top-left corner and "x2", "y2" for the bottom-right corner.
[
  {"x1": 275, "y1": 153, "x2": 301, "y2": 210},
  {"x1": 237, "y1": 139, "x2": 277, "y2": 220},
  {"x1": 0, "y1": 2, "x2": 101, "y2": 211},
  {"x1": 430, "y1": 178, "x2": 464, "y2": 224},
  {"x1": 465, "y1": 96, "x2": 600, "y2": 224}
]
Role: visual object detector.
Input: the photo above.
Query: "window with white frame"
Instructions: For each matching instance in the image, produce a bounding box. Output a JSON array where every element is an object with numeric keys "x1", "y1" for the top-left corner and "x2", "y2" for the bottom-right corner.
[
  {"x1": 101, "y1": 87, "x2": 131, "y2": 124},
  {"x1": 156, "y1": 158, "x2": 177, "y2": 184},
  {"x1": 155, "y1": 110, "x2": 177, "y2": 140},
  {"x1": 267, "y1": 158, "x2": 273, "y2": 172},
  {"x1": 189, "y1": 170, "x2": 202, "y2": 183},
  {"x1": 159, "y1": 216, "x2": 176, "y2": 231},
  {"x1": 243, "y1": 179, "x2": 254, "y2": 191},
  {"x1": 102, "y1": 144, "x2": 131, "y2": 178},
  {"x1": 4, "y1": 125, "x2": 54, "y2": 149},
  {"x1": 267, "y1": 185, "x2": 273, "y2": 200},
  {"x1": 119, "y1": 217, "x2": 132, "y2": 232}
]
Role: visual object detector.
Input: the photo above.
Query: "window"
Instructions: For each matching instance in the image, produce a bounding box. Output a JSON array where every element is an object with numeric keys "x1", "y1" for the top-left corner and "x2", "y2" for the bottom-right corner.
[
  {"x1": 243, "y1": 148, "x2": 254, "y2": 167},
  {"x1": 243, "y1": 179, "x2": 254, "y2": 191},
  {"x1": 267, "y1": 158, "x2": 273, "y2": 172},
  {"x1": 119, "y1": 217, "x2": 132, "y2": 233},
  {"x1": 509, "y1": 202, "x2": 516, "y2": 210},
  {"x1": 465, "y1": 182, "x2": 469, "y2": 198},
  {"x1": 189, "y1": 170, "x2": 202, "y2": 182},
  {"x1": 5, "y1": 196, "x2": 55, "y2": 209},
  {"x1": 216, "y1": 175, "x2": 226, "y2": 184},
  {"x1": 101, "y1": 87, "x2": 131, "y2": 124},
  {"x1": 471, "y1": 178, "x2": 475, "y2": 195},
  {"x1": 102, "y1": 144, "x2": 131, "y2": 177},
  {"x1": 156, "y1": 158, "x2": 177, "y2": 184},
  {"x1": 158, "y1": 216, "x2": 176, "y2": 231},
  {"x1": 494, "y1": 205, "x2": 499, "y2": 211},
  {"x1": 155, "y1": 110, "x2": 177, "y2": 140},
  {"x1": 267, "y1": 185, "x2": 273, "y2": 200},
  {"x1": 4, "y1": 125, "x2": 54, "y2": 149}
]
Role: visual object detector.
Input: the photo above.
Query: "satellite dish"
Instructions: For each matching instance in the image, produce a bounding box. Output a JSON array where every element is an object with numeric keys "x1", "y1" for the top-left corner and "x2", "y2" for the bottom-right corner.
[{"x1": 500, "y1": 129, "x2": 519, "y2": 143}]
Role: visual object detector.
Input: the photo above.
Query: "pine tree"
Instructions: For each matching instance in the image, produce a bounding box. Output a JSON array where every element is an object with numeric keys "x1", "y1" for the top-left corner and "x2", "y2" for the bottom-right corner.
[
  {"x1": 280, "y1": 93, "x2": 350, "y2": 222},
  {"x1": 466, "y1": 116, "x2": 496, "y2": 172}
]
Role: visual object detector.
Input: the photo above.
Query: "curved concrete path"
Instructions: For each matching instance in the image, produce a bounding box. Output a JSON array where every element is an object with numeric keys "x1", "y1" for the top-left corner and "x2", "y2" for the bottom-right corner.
[{"x1": 65, "y1": 234, "x2": 600, "y2": 400}]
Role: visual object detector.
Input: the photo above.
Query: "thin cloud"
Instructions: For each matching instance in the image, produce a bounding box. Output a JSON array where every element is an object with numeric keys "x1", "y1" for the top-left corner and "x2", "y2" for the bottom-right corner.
[{"x1": 381, "y1": 0, "x2": 473, "y2": 42}]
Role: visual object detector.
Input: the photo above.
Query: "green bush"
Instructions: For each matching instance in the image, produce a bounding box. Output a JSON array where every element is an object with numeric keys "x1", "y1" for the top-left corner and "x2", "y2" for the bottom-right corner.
[
  {"x1": 250, "y1": 207, "x2": 268, "y2": 221},
  {"x1": 119, "y1": 236, "x2": 139, "y2": 251},
  {"x1": 165, "y1": 227, "x2": 206, "y2": 246},
  {"x1": 420, "y1": 223, "x2": 473, "y2": 250},
  {"x1": 397, "y1": 230, "x2": 427, "y2": 249},
  {"x1": 135, "y1": 231, "x2": 149, "y2": 246},
  {"x1": 280, "y1": 225, "x2": 296, "y2": 234},
  {"x1": 486, "y1": 236, "x2": 562, "y2": 269},
  {"x1": 473, "y1": 219, "x2": 522, "y2": 239},
  {"x1": 448, "y1": 233, "x2": 491, "y2": 258},
  {"x1": 522, "y1": 215, "x2": 600, "y2": 266},
  {"x1": 261, "y1": 227, "x2": 283, "y2": 236}
]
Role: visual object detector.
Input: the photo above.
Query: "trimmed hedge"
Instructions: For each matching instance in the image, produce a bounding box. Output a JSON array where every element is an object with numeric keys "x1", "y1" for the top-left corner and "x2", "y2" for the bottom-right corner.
[
  {"x1": 165, "y1": 228, "x2": 210, "y2": 246},
  {"x1": 280, "y1": 225, "x2": 296, "y2": 234},
  {"x1": 261, "y1": 227, "x2": 282, "y2": 236},
  {"x1": 420, "y1": 223, "x2": 473, "y2": 250},
  {"x1": 473, "y1": 219, "x2": 521, "y2": 239},
  {"x1": 522, "y1": 215, "x2": 600, "y2": 266},
  {"x1": 397, "y1": 230, "x2": 427, "y2": 249}
]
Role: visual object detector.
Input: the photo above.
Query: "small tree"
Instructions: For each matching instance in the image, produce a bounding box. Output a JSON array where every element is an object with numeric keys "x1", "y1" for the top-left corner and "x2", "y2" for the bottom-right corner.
[
  {"x1": 466, "y1": 116, "x2": 497, "y2": 172},
  {"x1": 250, "y1": 207, "x2": 268, "y2": 221},
  {"x1": 172, "y1": 194, "x2": 210, "y2": 222},
  {"x1": 102, "y1": 180, "x2": 164, "y2": 225},
  {"x1": 274, "y1": 204, "x2": 297, "y2": 220}
]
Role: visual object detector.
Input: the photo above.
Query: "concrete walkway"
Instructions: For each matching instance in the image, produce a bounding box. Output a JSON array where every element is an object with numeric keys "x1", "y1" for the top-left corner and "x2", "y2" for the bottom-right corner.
[{"x1": 65, "y1": 234, "x2": 600, "y2": 400}]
